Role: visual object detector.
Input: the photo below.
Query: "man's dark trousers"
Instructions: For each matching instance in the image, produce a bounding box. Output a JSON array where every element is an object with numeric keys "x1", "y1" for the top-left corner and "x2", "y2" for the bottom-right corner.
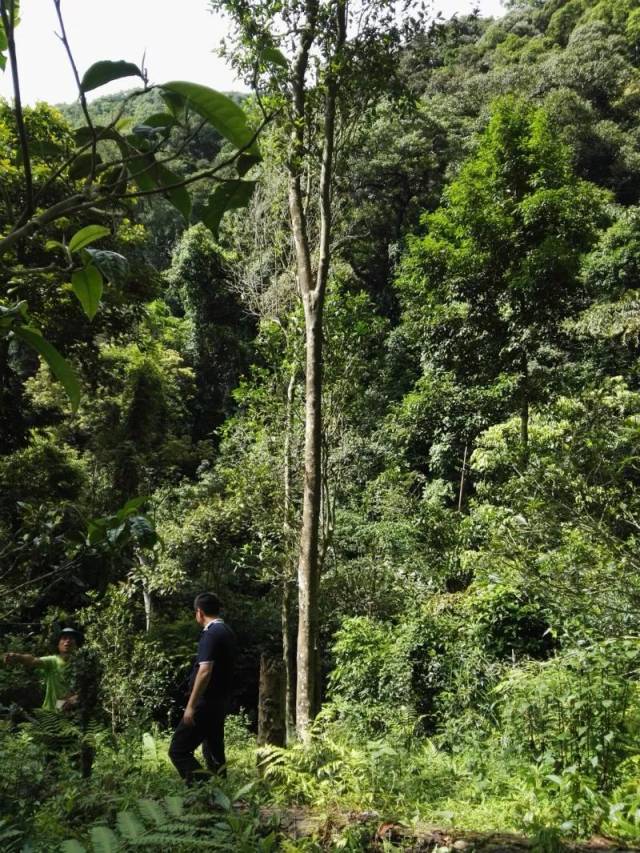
[{"x1": 169, "y1": 700, "x2": 227, "y2": 784}]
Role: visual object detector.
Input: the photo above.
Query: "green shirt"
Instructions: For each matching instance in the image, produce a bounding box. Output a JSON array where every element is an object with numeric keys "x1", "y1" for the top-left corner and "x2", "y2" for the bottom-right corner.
[{"x1": 37, "y1": 655, "x2": 71, "y2": 711}]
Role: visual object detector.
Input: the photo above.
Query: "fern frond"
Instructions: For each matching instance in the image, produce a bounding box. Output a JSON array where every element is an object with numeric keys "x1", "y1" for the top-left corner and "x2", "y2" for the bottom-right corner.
[
  {"x1": 88, "y1": 825, "x2": 120, "y2": 853},
  {"x1": 60, "y1": 841, "x2": 87, "y2": 853},
  {"x1": 163, "y1": 795, "x2": 185, "y2": 819},
  {"x1": 137, "y1": 798, "x2": 168, "y2": 828},
  {"x1": 212, "y1": 788, "x2": 231, "y2": 811},
  {"x1": 116, "y1": 810, "x2": 145, "y2": 841}
]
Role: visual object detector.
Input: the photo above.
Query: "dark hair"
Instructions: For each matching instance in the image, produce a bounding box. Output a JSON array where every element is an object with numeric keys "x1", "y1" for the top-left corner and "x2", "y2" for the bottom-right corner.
[{"x1": 194, "y1": 592, "x2": 222, "y2": 616}]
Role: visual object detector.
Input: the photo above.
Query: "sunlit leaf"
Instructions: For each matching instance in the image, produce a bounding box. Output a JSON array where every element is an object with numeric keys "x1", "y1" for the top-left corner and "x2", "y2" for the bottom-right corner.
[
  {"x1": 71, "y1": 266, "x2": 103, "y2": 320},
  {"x1": 161, "y1": 81, "x2": 260, "y2": 154},
  {"x1": 68, "y1": 225, "x2": 110, "y2": 254}
]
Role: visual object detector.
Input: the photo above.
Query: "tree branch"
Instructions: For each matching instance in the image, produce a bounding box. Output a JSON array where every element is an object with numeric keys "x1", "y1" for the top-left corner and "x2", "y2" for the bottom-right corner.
[
  {"x1": 0, "y1": 114, "x2": 272, "y2": 257},
  {"x1": 53, "y1": 0, "x2": 99, "y2": 181},
  {"x1": 0, "y1": 0, "x2": 34, "y2": 219}
]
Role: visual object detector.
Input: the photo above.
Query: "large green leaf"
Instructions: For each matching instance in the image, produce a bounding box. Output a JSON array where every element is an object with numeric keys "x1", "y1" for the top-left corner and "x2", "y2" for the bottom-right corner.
[
  {"x1": 128, "y1": 153, "x2": 191, "y2": 221},
  {"x1": 163, "y1": 796, "x2": 184, "y2": 819},
  {"x1": 160, "y1": 90, "x2": 187, "y2": 123},
  {"x1": 160, "y1": 82, "x2": 260, "y2": 154},
  {"x1": 117, "y1": 496, "x2": 149, "y2": 519},
  {"x1": 155, "y1": 163, "x2": 191, "y2": 221},
  {"x1": 71, "y1": 266, "x2": 103, "y2": 320},
  {"x1": 137, "y1": 799, "x2": 168, "y2": 827},
  {"x1": 128, "y1": 515, "x2": 159, "y2": 549},
  {"x1": 202, "y1": 180, "x2": 256, "y2": 239},
  {"x1": 80, "y1": 60, "x2": 143, "y2": 93},
  {"x1": 14, "y1": 326, "x2": 81, "y2": 412},
  {"x1": 68, "y1": 224, "x2": 110, "y2": 254},
  {"x1": 15, "y1": 139, "x2": 60, "y2": 164}
]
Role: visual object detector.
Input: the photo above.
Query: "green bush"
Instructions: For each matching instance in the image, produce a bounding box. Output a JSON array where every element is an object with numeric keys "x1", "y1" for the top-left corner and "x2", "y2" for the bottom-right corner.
[{"x1": 495, "y1": 638, "x2": 640, "y2": 788}]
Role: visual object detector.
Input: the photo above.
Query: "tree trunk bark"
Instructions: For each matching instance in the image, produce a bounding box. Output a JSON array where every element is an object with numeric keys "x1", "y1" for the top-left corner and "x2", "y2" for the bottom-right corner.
[
  {"x1": 282, "y1": 369, "x2": 297, "y2": 744},
  {"x1": 288, "y1": 0, "x2": 346, "y2": 743},
  {"x1": 142, "y1": 584, "x2": 154, "y2": 633},
  {"x1": 295, "y1": 293, "x2": 323, "y2": 740}
]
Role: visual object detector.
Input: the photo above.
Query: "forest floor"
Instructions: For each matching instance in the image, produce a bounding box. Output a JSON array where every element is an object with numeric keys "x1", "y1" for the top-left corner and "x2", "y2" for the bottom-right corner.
[{"x1": 256, "y1": 805, "x2": 640, "y2": 852}]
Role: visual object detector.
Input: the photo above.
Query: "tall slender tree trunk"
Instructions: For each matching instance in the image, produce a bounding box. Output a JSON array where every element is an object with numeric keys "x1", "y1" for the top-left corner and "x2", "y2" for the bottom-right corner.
[
  {"x1": 288, "y1": 0, "x2": 346, "y2": 742},
  {"x1": 282, "y1": 369, "x2": 298, "y2": 744},
  {"x1": 137, "y1": 553, "x2": 154, "y2": 633},
  {"x1": 294, "y1": 291, "x2": 324, "y2": 739}
]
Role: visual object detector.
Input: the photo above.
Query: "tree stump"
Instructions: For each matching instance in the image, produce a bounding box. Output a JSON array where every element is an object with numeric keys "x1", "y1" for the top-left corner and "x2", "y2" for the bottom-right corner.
[{"x1": 257, "y1": 653, "x2": 285, "y2": 747}]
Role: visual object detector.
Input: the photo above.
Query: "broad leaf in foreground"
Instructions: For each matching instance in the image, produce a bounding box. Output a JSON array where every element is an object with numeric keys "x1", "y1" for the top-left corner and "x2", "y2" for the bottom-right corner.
[
  {"x1": 161, "y1": 81, "x2": 260, "y2": 154},
  {"x1": 13, "y1": 326, "x2": 81, "y2": 412},
  {"x1": 68, "y1": 224, "x2": 110, "y2": 254},
  {"x1": 203, "y1": 180, "x2": 256, "y2": 239},
  {"x1": 81, "y1": 60, "x2": 143, "y2": 93},
  {"x1": 71, "y1": 266, "x2": 103, "y2": 320}
]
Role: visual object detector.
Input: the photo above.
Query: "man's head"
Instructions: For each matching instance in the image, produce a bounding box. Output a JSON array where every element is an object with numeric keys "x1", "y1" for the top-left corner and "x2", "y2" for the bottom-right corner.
[
  {"x1": 193, "y1": 592, "x2": 222, "y2": 626},
  {"x1": 56, "y1": 627, "x2": 81, "y2": 658}
]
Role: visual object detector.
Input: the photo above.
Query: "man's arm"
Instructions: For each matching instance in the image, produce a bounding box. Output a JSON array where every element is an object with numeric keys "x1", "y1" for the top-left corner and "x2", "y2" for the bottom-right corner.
[
  {"x1": 3, "y1": 652, "x2": 40, "y2": 668},
  {"x1": 183, "y1": 662, "x2": 213, "y2": 725}
]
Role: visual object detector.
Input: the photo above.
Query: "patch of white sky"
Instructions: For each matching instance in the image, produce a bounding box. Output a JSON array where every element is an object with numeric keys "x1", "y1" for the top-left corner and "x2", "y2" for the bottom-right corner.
[{"x1": 0, "y1": 0, "x2": 506, "y2": 106}]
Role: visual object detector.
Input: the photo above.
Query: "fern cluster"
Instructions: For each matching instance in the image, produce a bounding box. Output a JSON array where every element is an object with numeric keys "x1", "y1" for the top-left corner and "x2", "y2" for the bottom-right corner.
[{"x1": 61, "y1": 789, "x2": 278, "y2": 852}]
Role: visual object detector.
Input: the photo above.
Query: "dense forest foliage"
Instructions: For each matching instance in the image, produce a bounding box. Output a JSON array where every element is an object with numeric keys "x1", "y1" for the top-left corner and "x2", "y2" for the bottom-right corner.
[{"x1": 3, "y1": 0, "x2": 640, "y2": 849}]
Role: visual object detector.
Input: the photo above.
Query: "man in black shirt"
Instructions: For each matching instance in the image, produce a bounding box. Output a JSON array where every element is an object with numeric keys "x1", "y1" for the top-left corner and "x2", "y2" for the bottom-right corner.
[{"x1": 169, "y1": 592, "x2": 236, "y2": 783}]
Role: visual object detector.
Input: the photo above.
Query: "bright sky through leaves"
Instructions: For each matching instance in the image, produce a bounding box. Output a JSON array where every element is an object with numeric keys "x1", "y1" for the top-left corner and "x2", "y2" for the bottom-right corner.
[{"x1": 1, "y1": 0, "x2": 505, "y2": 106}]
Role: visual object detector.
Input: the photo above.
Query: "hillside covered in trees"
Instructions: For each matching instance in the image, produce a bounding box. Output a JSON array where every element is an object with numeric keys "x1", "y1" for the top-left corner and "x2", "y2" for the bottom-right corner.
[{"x1": 3, "y1": 0, "x2": 640, "y2": 849}]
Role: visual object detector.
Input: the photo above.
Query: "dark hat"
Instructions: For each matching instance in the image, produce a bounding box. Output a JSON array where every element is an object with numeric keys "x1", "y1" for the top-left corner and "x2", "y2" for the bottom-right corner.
[{"x1": 57, "y1": 627, "x2": 83, "y2": 645}]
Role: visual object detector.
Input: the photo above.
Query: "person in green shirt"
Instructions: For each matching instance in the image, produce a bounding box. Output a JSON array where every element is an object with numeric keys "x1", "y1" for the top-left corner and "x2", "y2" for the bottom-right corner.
[
  {"x1": 3, "y1": 627, "x2": 80, "y2": 711},
  {"x1": 2, "y1": 627, "x2": 97, "y2": 777}
]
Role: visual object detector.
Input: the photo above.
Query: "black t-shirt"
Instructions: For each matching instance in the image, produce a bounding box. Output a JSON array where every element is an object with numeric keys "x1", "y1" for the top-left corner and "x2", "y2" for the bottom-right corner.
[{"x1": 188, "y1": 620, "x2": 236, "y2": 706}]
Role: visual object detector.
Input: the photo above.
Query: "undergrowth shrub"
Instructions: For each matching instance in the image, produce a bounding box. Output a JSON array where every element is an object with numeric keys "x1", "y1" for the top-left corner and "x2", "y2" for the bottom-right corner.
[
  {"x1": 82, "y1": 585, "x2": 174, "y2": 730},
  {"x1": 495, "y1": 638, "x2": 640, "y2": 788},
  {"x1": 605, "y1": 757, "x2": 640, "y2": 842},
  {"x1": 328, "y1": 603, "x2": 503, "y2": 741}
]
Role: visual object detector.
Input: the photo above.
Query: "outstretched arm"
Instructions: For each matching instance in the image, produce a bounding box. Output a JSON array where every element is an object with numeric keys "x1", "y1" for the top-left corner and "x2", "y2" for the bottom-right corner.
[{"x1": 3, "y1": 652, "x2": 40, "y2": 668}]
